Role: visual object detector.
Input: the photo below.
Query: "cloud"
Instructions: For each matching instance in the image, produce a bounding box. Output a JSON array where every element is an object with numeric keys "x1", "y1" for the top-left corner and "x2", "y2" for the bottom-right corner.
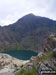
[{"x1": 0, "y1": 0, "x2": 56, "y2": 26}]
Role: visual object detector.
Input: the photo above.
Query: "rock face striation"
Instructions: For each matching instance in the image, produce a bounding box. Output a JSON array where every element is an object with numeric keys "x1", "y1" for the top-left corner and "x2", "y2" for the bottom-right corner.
[{"x1": 44, "y1": 34, "x2": 56, "y2": 52}]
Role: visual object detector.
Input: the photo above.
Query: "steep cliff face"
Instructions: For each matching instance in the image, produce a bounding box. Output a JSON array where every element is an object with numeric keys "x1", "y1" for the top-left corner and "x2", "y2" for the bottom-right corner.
[{"x1": 44, "y1": 34, "x2": 56, "y2": 51}]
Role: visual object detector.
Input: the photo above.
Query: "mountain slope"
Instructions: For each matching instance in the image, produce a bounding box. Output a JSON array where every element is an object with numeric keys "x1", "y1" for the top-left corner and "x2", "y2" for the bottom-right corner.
[
  {"x1": 17, "y1": 35, "x2": 56, "y2": 75},
  {"x1": 0, "y1": 14, "x2": 56, "y2": 51}
]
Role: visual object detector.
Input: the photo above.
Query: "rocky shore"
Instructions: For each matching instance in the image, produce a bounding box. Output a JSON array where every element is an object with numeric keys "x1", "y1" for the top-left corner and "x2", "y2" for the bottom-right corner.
[
  {"x1": 16, "y1": 34, "x2": 56, "y2": 75},
  {"x1": 0, "y1": 53, "x2": 29, "y2": 75},
  {"x1": 0, "y1": 34, "x2": 56, "y2": 75}
]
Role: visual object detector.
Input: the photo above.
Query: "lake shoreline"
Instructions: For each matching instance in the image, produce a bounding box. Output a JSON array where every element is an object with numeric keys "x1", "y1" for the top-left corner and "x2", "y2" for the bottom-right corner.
[
  {"x1": 0, "y1": 53, "x2": 29, "y2": 74},
  {"x1": 0, "y1": 49, "x2": 39, "y2": 53},
  {"x1": 1, "y1": 50, "x2": 38, "y2": 60}
]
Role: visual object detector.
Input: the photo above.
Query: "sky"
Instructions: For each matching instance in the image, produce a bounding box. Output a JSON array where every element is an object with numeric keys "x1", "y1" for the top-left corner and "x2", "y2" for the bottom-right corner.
[{"x1": 0, "y1": 0, "x2": 56, "y2": 26}]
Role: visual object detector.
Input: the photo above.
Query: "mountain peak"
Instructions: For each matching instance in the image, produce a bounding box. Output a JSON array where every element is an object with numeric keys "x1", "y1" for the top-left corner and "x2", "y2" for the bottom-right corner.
[
  {"x1": 17, "y1": 13, "x2": 37, "y2": 22},
  {"x1": 25, "y1": 13, "x2": 35, "y2": 16},
  {"x1": 21, "y1": 13, "x2": 36, "y2": 18}
]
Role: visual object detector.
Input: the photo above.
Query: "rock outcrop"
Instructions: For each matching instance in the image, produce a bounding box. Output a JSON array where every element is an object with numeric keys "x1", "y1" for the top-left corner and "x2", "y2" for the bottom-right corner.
[
  {"x1": 0, "y1": 53, "x2": 29, "y2": 75},
  {"x1": 0, "y1": 34, "x2": 56, "y2": 75},
  {"x1": 22, "y1": 51, "x2": 56, "y2": 75},
  {"x1": 17, "y1": 34, "x2": 56, "y2": 75},
  {"x1": 44, "y1": 34, "x2": 56, "y2": 52}
]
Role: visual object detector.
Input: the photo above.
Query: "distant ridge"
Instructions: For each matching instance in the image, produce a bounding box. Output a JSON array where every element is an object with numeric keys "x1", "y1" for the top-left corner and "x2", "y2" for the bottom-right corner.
[{"x1": 0, "y1": 13, "x2": 56, "y2": 51}]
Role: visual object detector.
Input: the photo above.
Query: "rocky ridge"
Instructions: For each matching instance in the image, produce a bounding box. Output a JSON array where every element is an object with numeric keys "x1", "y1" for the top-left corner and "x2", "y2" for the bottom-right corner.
[
  {"x1": 0, "y1": 14, "x2": 56, "y2": 51},
  {"x1": 44, "y1": 34, "x2": 56, "y2": 51},
  {"x1": 17, "y1": 34, "x2": 56, "y2": 75}
]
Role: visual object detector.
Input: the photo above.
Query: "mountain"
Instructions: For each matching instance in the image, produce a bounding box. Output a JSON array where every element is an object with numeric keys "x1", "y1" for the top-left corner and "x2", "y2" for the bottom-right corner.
[{"x1": 0, "y1": 13, "x2": 56, "y2": 51}]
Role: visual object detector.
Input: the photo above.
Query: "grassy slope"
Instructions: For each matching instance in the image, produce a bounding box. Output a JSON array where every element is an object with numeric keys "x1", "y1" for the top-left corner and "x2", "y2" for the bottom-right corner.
[
  {"x1": 37, "y1": 52, "x2": 53, "y2": 63},
  {"x1": 17, "y1": 67, "x2": 37, "y2": 75},
  {"x1": 0, "y1": 42, "x2": 25, "y2": 52}
]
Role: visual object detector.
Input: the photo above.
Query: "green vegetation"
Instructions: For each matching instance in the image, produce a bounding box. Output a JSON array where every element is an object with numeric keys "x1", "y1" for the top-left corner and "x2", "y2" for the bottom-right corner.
[
  {"x1": 0, "y1": 14, "x2": 56, "y2": 51},
  {"x1": 14, "y1": 64, "x2": 17, "y2": 67},
  {"x1": 17, "y1": 67, "x2": 37, "y2": 75},
  {"x1": 16, "y1": 51, "x2": 55, "y2": 75},
  {"x1": 0, "y1": 42, "x2": 25, "y2": 52},
  {"x1": 37, "y1": 52, "x2": 53, "y2": 62}
]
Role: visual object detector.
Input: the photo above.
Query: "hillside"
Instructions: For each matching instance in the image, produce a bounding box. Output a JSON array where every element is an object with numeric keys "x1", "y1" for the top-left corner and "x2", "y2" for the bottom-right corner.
[
  {"x1": 17, "y1": 34, "x2": 56, "y2": 75},
  {"x1": 0, "y1": 35, "x2": 56, "y2": 75},
  {"x1": 17, "y1": 52, "x2": 56, "y2": 75},
  {"x1": 0, "y1": 14, "x2": 56, "y2": 51}
]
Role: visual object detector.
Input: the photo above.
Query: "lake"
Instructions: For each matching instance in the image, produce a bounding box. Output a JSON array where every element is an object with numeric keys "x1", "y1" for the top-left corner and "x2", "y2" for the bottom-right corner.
[{"x1": 2, "y1": 50, "x2": 38, "y2": 60}]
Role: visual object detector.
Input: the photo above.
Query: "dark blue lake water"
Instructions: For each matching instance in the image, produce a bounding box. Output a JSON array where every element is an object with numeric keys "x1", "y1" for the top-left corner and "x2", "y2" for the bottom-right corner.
[{"x1": 2, "y1": 50, "x2": 38, "y2": 60}]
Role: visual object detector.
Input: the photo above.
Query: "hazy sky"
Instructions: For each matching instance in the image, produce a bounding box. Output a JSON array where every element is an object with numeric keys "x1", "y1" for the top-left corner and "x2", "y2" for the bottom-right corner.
[{"x1": 0, "y1": 0, "x2": 56, "y2": 26}]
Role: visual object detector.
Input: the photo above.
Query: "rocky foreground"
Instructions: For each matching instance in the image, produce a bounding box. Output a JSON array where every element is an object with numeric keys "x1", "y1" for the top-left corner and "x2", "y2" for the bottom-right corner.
[
  {"x1": 0, "y1": 34, "x2": 56, "y2": 75},
  {"x1": 0, "y1": 53, "x2": 29, "y2": 75},
  {"x1": 17, "y1": 34, "x2": 56, "y2": 75}
]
